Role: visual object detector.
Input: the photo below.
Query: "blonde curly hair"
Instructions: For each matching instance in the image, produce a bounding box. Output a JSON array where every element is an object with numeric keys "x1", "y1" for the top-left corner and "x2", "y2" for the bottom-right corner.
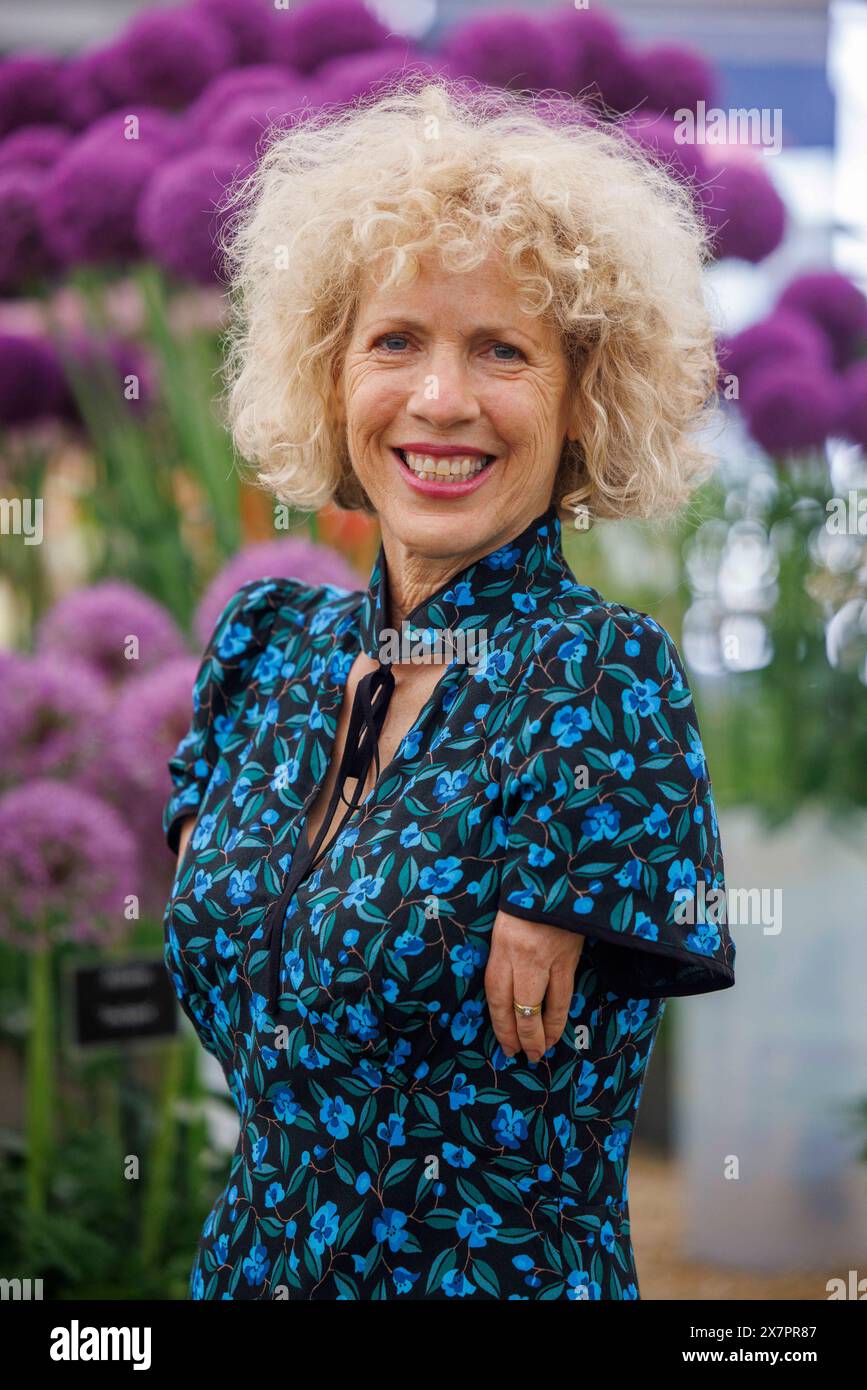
[{"x1": 220, "y1": 76, "x2": 718, "y2": 522}]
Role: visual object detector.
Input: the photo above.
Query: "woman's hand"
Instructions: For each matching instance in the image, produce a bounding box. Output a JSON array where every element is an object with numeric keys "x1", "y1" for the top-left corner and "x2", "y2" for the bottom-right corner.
[{"x1": 485, "y1": 909, "x2": 585, "y2": 1062}]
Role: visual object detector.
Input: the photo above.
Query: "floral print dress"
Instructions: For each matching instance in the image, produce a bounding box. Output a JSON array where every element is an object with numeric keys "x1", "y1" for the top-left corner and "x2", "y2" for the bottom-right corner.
[{"x1": 162, "y1": 504, "x2": 735, "y2": 1301}]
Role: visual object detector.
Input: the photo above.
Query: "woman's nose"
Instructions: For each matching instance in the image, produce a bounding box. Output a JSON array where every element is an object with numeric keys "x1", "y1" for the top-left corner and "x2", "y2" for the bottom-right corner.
[{"x1": 405, "y1": 350, "x2": 481, "y2": 425}]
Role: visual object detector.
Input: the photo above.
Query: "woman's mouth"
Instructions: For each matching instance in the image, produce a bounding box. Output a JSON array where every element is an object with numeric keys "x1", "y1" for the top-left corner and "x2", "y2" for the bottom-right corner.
[{"x1": 393, "y1": 447, "x2": 497, "y2": 495}]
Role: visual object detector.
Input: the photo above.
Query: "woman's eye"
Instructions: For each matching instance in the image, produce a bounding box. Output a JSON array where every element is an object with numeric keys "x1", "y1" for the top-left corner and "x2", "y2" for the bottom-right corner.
[
  {"x1": 488, "y1": 342, "x2": 523, "y2": 361},
  {"x1": 375, "y1": 334, "x2": 409, "y2": 352}
]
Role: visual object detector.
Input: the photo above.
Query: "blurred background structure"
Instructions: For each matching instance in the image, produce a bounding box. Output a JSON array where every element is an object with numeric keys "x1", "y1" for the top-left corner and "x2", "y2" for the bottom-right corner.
[{"x1": 0, "y1": 0, "x2": 864, "y2": 1299}]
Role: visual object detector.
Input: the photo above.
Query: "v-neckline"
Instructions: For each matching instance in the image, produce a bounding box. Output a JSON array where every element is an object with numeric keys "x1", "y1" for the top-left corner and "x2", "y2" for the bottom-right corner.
[{"x1": 299, "y1": 641, "x2": 463, "y2": 860}]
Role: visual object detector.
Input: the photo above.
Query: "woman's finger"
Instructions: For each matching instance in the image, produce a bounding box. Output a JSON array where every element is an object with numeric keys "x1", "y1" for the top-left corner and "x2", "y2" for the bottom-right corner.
[
  {"x1": 484, "y1": 955, "x2": 520, "y2": 1057},
  {"x1": 541, "y1": 961, "x2": 574, "y2": 1051},
  {"x1": 511, "y1": 965, "x2": 549, "y2": 1063}
]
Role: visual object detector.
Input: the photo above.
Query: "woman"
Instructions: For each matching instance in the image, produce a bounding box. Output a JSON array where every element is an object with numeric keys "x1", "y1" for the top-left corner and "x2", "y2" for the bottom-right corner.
[{"x1": 164, "y1": 81, "x2": 735, "y2": 1301}]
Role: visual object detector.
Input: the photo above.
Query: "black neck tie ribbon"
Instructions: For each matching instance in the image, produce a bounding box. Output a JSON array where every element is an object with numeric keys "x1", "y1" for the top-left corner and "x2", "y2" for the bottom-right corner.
[{"x1": 265, "y1": 659, "x2": 395, "y2": 1014}]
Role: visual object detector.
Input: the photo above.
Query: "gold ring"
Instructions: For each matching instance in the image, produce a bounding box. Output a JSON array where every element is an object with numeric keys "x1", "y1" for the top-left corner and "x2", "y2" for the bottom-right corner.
[{"x1": 513, "y1": 1001, "x2": 543, "y2": 1018}]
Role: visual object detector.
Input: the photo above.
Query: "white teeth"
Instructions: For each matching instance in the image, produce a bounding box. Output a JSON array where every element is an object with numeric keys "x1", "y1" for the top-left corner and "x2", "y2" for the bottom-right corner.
[{"x1": 401, "y1": 450, "x2": 492, "y2": 481}]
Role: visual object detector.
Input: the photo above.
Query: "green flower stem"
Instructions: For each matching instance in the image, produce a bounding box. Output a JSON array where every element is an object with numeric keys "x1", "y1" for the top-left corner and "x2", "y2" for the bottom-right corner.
[
  {"x1": 134, "y1": 263, "x2": 240, "y2": 561},
  {"x1": 140, "y1": 1039, "x2": 184, "y2": 1272},
  {"x1": 182, "y1": 1031, "x2": 208, "y2": 1201},
  {"x1": 25, "y1": 945, "x2": 54, "y2": 1219}
]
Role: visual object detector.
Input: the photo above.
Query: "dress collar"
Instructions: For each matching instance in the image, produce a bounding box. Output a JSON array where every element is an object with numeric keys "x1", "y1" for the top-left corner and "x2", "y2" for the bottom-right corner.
[{"x1": 358, "y1": 502, "x2": 569, "y2": 664}]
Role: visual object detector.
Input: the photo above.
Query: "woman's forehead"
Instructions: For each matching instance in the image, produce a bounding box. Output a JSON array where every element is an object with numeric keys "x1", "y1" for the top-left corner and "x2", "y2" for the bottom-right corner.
[{"x1": 353, "y1": 253, "x2": 554, "y2": 341}]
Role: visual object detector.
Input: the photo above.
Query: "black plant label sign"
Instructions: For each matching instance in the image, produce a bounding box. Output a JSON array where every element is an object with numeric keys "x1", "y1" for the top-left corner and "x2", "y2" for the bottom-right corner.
[{"x1": 69, "y1": 960, "x2": 178, "y2": 1049}]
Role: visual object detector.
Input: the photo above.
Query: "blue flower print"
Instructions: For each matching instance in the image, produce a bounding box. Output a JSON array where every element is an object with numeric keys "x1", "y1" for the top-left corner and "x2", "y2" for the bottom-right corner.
[
  {"x1": 551, "y1": 704, "x2": 592, "y2": 747},
  {"x1": 419, "y1": 857, "x2": 463, "y2": 893},
  {"x1": 492, "y1": 1104, "x2": 528, "y2": 1150},
  {"x1": 456, "y1": 1204, "x2": 503, "y2": 1248},
  {"x1": 309, "y1": 1202, "x2": 340, "y2": 1255},
  {"x1": 373, "y1": 1209, "x2": 408, "y2": 1252},
  {"x1": 622, "y1": 678, "x2": 662, "y2": 718}
]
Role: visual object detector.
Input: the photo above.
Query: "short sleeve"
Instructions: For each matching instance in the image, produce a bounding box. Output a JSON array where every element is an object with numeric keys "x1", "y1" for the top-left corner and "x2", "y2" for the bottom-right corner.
[
  {"x1": 497, "y1": 610, "x2": 735, "y2": 999},
  {"x1": 163, "y1": 579, "x2": 284, "y2": 854}
]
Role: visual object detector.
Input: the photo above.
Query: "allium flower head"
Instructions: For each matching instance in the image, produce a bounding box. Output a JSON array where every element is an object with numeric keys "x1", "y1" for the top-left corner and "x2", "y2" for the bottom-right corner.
[
  {"x1": 721, "y1": 309, "x2": 831, "y2": 396},
  {"x1": 743, "y1": 362, "x2": 840, "y2": 454},
  {"x1": 624, "y1": 113, "x2": 709, "y2": 186},
  {"x1": 195, "y1": 538, "x2": 363, "y2": 642},
  {"x1": 638, "y1": 43, "x2": 718, "y2": 114},
  {"x1": 35, "y1": 580, "x2": 187, "y2": 686},
  {"x1": 545, "y1": 9, "x2": 642, "y2": 111},
  {"x1": 316, "y1": 49, "x2": 444, "y2": 108},
  {"x1": 703, "y1": 161, "x2": 786, "y2": 263},
  {"x1": 138, "y1": 147, "x2": 249, "y2": 285},
  {"x1": 194, "y1": 0, "x2": 276, "y2": 66},
  {"x1": 0, "y1": 125, "x2": 71, "y2": 173},
  {"x1": 0, "y1": 779, "x2": 139, "y2": 951},
  {"x1": 544, "y1": 9, "x2": 622, "y2": 90},
  {"x1": 776, "y1": 271, "x2": 867, "y2": 368},
  {"x1": 0, "y1": 53, "x2": 63, "y2": 138},
  {"x1": 0, "y1": 333, "x2": 67, "y2": 425},
  {"x1": 187, "y1": 65, "x2": 305, "y2": 137},
  {"x1": 103, "y1": 656, "x2": 201, "y2": 916},
  {"x1": 209, "y1": 86, "x2": 307, "y2": 159},
  {"x1": 57, "y1": 45, "x2": 122, "y2": 129},
  {"x1": 110, "y1": 656, "x2": 200, "y2": 800},
  {"x1": 0, "y1": 651, "x2": 110, "y2": 790},
  {"x1": 271, "y1": 0, "x2": 391, "y2": 73},
  {"x1": 441, "y1": 12, "x2": 561, "y2": 92},
  {"x1": 0, "y1": 167, "x2": 59, "y2": 294},
  {"x1": 107, "y1": 7, "x2": 232, "y2": 109},
  {"x1": 38, "y1": 125, "x2": 163, "y2": 266}
]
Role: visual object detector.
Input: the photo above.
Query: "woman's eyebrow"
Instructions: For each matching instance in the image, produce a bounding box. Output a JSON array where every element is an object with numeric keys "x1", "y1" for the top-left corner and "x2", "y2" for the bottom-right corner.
[{"x1": 363, "y1": 316, "x2": 542, "y2": 346}]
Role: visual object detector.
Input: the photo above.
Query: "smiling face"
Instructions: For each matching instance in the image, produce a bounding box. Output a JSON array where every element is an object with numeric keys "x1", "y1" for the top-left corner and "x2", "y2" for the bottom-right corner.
[{"x1": 335, "y1": 250, "x2": 577, "y2": 584}]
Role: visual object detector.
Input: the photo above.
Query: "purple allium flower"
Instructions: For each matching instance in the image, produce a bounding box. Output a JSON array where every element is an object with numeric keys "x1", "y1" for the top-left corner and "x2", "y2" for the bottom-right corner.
[
  {"x1": 316, "y1": 48, "x2": 445, "y2": 108},
  {"x1": 209, "y1": 87, "x2": 308, "y2": 159},
  {"x1": 837, "y1": 361, "x2": 867, "y2": 449},
  {"x1": 0, "y1": 54, "x2": 63, "y2": 138},
  {"x1": 638, "y1": 43, "x2": 719, "y2": 114},
  {"x1": 270, "y1": 0, "x2": 391, "y2": 74},
  {"x1": 0, "y1": 333, "x2": 67, "y2": 425},
  {"x1": 187, "y1": 65, "x2": 307, "y2": 137},
  {"x1": 545, "y1": 9, "x2": 641, "y2": 111},
  {"x1": 109, "y1": 656, "x2": 200, "y2": 801},
  {"x1": 137, "y1": 147, "x2": 248, "y2": 285},
  {"x1": 776, "y1": 271, "x2": 867, "y2": 369},
  {"x1": 195, "y1": 539, "x2": 363, "y2": 643},
  {"x1": 83, "y1": 106, "x2": 190, "y2": 158},
  {"x1": 194, "y1": 0, "x2": 276, "y2": 66},
  {"x1": 0, "y1": 168, "x2": 60, "y2": 294},
  {"x1": 57, "y1": 46, "x2": 122, "y2": 130},
  {"x1": 106, "y1": 7, "x2": 232, "y2": 109},
  {"x1": 545, "y1": 9, "x2": 620, "y2": 91},
  {"x1": 703, "y1": 161, "x2": 786, "y2": 263},
  {"x1": 103, "y1": 655, "x2": 201, "y2": 914},
  {"x1": 743, "y1": 362, "x2": 840, "y2": 454},
  {"x1": 721, "y1": 309, "x2": 832, "y2": 395},
  {"x1": 624, "y1": 113, "x2": 709, "y2": 186},
  {"x1": 35, "y1": 580, "x2": 187, "y2": 687},
  {"x1": 441, "y1": 11, "x2": 562, "y2": 92},
  {"x1": 56, "y1": 332, "x2": 156, "y2": 421},
  {"x1": 0, "y1": 779, "x2": 139, "y2": 950},
  {"x1": 0, "y1": 125, "x2": 71, "y2": 173},
  {"x1": 38, "y1": 126, "x2": 164, "y2": 267},
  {"x1": 0, "y1": 652, "x2": 110, "y2": 791}
]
